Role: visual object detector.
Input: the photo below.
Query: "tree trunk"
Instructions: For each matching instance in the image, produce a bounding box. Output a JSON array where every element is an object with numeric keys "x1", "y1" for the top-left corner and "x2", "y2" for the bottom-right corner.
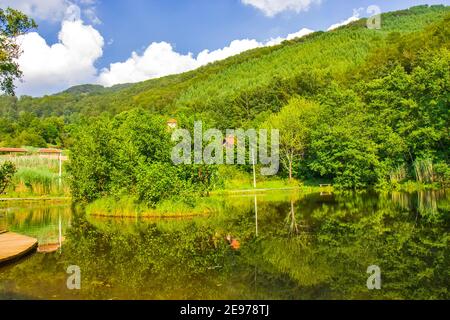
[{"x1": 289, "y1": 158, "x2": 293, "y2": 182}]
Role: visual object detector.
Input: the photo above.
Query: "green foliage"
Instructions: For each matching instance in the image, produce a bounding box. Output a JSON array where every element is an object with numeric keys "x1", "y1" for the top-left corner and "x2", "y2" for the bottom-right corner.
[
  {"x1": 136, "y1": 163, "x2": 186, "y2": 207},
  {"x1": 0, "y1": 160, "x2": 16, "y2": 193},
  {"x1": 67, "y1": 116, "x2": 115, "y2": 202},
  {"x1": 68, "y1": 109, "x2": 218, "y2": 205},
  {"x1": 0, "y1": 109, "x2": 67, "y2": 147},
  {"x1": 303, "y1": 14, "x2": 450, "y2": 188},
  {"x1": 0, "y1": 153, "x2": 68, "y2": 197},
  {"x1": 0, "y1": 5, "x2": 448, "y2": 191},
  {"x1": 264, "y1": 97, "x2": 320, "y2": 180},
  {"x1": 434, "y1": 163, "x2": 450, "y2": 187}
]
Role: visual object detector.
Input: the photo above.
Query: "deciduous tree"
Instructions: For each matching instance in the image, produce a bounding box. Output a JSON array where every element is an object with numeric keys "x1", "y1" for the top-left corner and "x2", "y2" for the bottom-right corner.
[{"x1": 0, "y1": 7, "x2": 36, "y2": 95}]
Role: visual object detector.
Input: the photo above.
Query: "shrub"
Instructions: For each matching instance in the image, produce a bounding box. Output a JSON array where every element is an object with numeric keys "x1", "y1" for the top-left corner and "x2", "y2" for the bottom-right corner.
[
  {"x1": 0, "y1": 161, "x2": 16, "y2": 194},
  {"x1": 434, "y1": 162, "x2": 450, "y2": 187},
  {"x1": 136, "y1": 162, "x2": 183, "y2": 207}
]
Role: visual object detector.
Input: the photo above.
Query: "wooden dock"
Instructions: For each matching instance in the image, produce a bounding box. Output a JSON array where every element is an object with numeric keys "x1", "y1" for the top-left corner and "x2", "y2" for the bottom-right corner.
[
  {"x1": 37, "y1": 243, "x2": 61, "y2": 254},
  {"x1": 0, "y1": 232, "x2": 38, "y2": 265}
]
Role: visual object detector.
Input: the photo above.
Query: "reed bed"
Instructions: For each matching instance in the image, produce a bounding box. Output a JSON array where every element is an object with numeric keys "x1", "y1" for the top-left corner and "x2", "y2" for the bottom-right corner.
[
  {"x1": 389, "y1": 165, "x2": 408, "y2": 184},
  {"x1": 0, "y1": 155, "x2": 61, "y2": 172},
  {"x1": 414, "y1": 159, "x2": 434, "y2": 184},
  {"x1": 0, "y1": 155, "x2": 69, "y2": 197}
]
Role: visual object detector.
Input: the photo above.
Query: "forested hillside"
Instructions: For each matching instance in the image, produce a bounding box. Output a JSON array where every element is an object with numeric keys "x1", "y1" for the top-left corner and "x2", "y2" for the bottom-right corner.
[{"x1": 1, "y1": 5, "x2": 449, "y2": 193}]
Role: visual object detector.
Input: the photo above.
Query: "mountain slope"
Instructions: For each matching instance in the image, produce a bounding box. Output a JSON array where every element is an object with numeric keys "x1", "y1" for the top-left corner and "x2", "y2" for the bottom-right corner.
[{"x1": 0, "y1": 5, "x2": 448, "y2": 133}]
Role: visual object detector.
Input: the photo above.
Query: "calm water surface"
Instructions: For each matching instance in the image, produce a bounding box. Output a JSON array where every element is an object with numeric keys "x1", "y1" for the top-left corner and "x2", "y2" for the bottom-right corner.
[{"x1": 0, "y1": 190, "x2": 449, "y2": 300}]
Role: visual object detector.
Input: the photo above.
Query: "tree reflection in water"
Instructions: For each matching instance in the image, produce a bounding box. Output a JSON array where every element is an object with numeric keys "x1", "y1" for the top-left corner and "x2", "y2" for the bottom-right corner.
[{"x1": 0, "y1": 190, "x2": 448, "y2": 300}]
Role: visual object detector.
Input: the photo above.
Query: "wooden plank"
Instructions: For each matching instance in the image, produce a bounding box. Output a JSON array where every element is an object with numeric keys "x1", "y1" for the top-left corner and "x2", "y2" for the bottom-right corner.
[
  {"x1": 38, "y1": 243, "x2": 60, "y2": 254},
  {"x1": 0, "y1": 232, "x2": 37, "y2": 264}
]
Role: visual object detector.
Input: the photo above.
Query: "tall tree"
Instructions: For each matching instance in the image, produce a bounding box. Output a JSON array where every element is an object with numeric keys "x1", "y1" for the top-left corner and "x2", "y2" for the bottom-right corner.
[
  {"x1": 0, "y1": 8, "x2": 36, "y2": 95},
  {"x1": 264, "y1": 97, "x2": 320, "y2": 181}
]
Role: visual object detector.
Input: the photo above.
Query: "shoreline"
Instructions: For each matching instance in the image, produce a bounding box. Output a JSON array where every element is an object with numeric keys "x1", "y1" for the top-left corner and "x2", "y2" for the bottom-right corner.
[
  {"x1": 0, "y1": 183, "x2": 445, "y2": 207},
  {"x1": 0, "y1": 197, "x2": 71, "y2": 203},
  {"x1": 90, "y1": 212, "x2": 211, "y2": 219}
]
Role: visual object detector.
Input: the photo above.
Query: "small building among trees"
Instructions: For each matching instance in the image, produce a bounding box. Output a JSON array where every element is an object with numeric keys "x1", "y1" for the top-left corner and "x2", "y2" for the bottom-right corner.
[
  {"x1": 0, "y1": 148, "x2": 28, "y2": 157},
  {"x1": 167, "y1": 118, "x2": 178, "y2": 129},
  {"x1": 38, "y1": 148, "x2": 63, "y2": 160},
  {"x1": 223, "y1": 135, "x2": 236, "y2": 148}
]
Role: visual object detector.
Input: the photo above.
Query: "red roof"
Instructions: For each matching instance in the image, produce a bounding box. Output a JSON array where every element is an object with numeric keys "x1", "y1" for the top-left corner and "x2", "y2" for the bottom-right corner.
[
  {"x1": 223, "y1": 135, "x2": 236, "y2": 147},
  {"x1": 38, "y1": 148, "x2": 62, "y2": 154},
  {"x1": 0, "y1": 148, "x2": 27, "y2": 153},
  {"x1": 167, "y1": 118, "x2": 177, "y2": 124}
]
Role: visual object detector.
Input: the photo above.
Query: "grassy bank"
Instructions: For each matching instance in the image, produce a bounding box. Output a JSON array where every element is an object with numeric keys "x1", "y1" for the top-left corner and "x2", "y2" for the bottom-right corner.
[
  {"x1": 215, "y1": 166, "x2": 333, "y2": 194},
  {"x1": 85, "y1": 196, "x2": 222, "y2": 218},
  {"x1": 85, "y1": 182, "x2": 332, "y2": 218},
  {"x1": 395, "y1": 181, "x2": 447, "y2": 192},
  {"x1": 77, "y1": 184, "x2": 450, "y2": 220}
]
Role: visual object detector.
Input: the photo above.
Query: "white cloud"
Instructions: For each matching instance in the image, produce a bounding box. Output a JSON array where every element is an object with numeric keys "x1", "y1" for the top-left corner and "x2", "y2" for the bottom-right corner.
[
  {"x1": 0, "y1": 0, "x2": 69, "y2": 22},
  {"x1": 0, "y1": 0, "x2": 100, "y2": 24},
  {"x1": 265, "y1": 27, "x2": 313, "y2": 46},
  {"x1": 78, "y1": 0, "x2": 96, "y2": 4},
  {"x1": 16, "y1": 19, "x2": 104, "y2": 96},
  {"x1": 327, "y1": 9, "x2": 363, "y2": 31},
  {"x1": 65, "y1": 3, "x2": 81, "y2": 21},
  {"x1": 98, "y1": 42, "x2": 198, "y2": 87},
  {"x1": 6, "y1": 0, "x2": 103, "y2": 96},
  {"x1": 84, "y1": 7, "x2": 101, "y2": 25},
  {"x1": 196, "y1": 39, "x2": 261, "y2": 65},
  {"x1": 242, "y1": 0, "x2": 321, "y2": 17}
]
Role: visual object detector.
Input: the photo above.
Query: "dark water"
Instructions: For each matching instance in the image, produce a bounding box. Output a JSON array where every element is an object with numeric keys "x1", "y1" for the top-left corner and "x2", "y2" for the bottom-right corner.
[{"x1": 0, "y1": 190, "x2": 449, "y2": 300}]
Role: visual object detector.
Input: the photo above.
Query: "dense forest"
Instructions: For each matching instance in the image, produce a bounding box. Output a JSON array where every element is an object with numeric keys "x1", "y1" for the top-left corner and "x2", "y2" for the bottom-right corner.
[{"x1": 0, "y1": 5, "x2": 449, "y2": 203}]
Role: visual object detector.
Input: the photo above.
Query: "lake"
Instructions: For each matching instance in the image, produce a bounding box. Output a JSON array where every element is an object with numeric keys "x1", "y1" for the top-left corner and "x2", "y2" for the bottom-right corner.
[{"x1": 0, "y1": 190, "x2": 449, "y2": 300}]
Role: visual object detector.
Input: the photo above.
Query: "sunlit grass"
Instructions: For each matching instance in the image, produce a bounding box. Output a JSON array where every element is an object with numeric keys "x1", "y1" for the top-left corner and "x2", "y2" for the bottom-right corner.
[{"x1": 85, "y1": 196, "x2": 221, "y2": 218}]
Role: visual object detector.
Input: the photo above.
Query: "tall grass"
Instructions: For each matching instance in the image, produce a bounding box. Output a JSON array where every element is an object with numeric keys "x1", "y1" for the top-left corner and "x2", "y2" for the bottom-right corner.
[
  {"x1": 0, "y1": 155, "x2": 61, "y2": 173},
  {"x1": 414, "y1": 159, "x2": 434, "y2": 184},
  {"x1": 16, "y1": 168, "x2": 55, "y2": 194},
  {"x1": 389, "y1": 165, "x2": 407, "y2": 184},
  {"x1": 0, "y1": 216, "x2": 6, "y2": 232},
  {"x1": 7, "y1": 168, "x2": 69, "y2": 197},
  {"x1": 0, "y1": 155, "x2": 69, "y2": 197}
]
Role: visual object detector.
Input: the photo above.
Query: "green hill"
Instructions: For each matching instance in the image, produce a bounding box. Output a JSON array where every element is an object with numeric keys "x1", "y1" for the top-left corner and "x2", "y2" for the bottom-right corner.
[
  {"x1": 63, "y1": 83, "x2": 134, "y2": 95},
  {"x1": 0, "y1": 5, "x2": 447, "y2": 123}
]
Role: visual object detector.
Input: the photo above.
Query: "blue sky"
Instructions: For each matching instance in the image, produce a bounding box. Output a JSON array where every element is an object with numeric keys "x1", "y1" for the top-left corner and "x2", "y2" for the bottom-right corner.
[{"x1": 0, "y1": 0, "x2": 448, "y2": 96}]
